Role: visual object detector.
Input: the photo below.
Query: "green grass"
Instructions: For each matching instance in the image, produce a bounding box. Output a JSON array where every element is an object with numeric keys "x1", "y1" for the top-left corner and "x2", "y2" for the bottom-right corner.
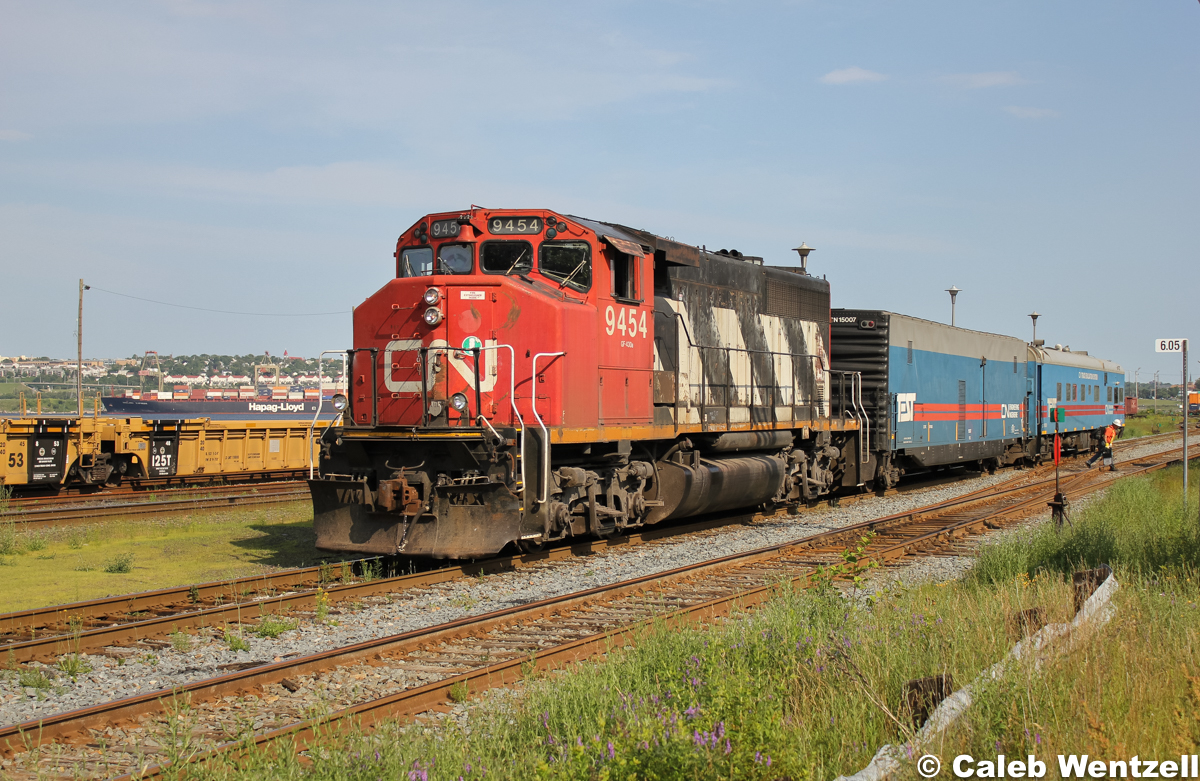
[
  {"x1": 1123, "y1": 411, "x2": 1189, "y2": 439},
  {"x1": 223, "y1": 628, "x2": 251, "y2": 652},
  {"x1": 971, "y1": 461, "x2": 1200, "y2": 583},
  {"x1": 56, "y1": 653, "x2": 92, "y2": 681},
  {"x1": 252, "y1": 613, "x2": 299, "y2": 639},
  {"x1": 0, "y1": 503, "x2": 325, "y2": 612},
  {"x1": 103, "y1": 551, "x2": 135, "y2": 573}
]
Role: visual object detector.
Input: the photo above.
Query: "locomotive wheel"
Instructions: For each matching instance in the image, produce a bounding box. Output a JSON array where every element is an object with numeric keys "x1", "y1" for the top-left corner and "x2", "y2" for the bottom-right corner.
[{"x1": 516, "y1": 538, "x2": 546, "y2": 554}]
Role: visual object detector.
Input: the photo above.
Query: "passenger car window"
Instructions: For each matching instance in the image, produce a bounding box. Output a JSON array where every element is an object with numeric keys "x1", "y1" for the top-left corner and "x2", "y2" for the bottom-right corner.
[
  {"x1": 436, "y1": 243, "x2": 473, "y2": 274},
  {"x1": 540, "y1": 241, "x2": 591, "y2": 292},
  {"x1": 480, "y1": 241, "x2": 533, "y2": 275},
  {"x1": 398, "y1": 247, "x2": 434, "y2": 277}
]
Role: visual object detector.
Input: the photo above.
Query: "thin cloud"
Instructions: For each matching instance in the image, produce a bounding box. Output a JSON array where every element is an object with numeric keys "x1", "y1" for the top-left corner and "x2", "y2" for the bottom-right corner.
[
  {"x1": 940, "y1": 71, "x2": 1023, "y2": 89},
  {"x1": 820, "y1": 67, "x2": 887, "y2": 85},
  {"x1": 1005, "y1": 106, "x2": 1058, "y2": 119},
  {"x1": 0, "y1": 130, "x2": 32, "y2": 141}
]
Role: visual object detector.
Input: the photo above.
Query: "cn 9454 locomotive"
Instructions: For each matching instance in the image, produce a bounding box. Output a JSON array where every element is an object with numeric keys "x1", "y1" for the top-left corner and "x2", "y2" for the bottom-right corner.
[{"x1": 310, "y1": 208, "x2": 868, "y2": 559}]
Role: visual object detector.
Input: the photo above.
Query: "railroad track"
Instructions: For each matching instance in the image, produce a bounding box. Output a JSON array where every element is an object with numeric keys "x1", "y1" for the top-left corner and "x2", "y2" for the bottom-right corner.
[
  {"x1": 2, "y1": 442, "x2": 1193, "y2": 779},
  {"x1": 4, "y1": 479, "x2": 309, "y2": 511},
  {"x1": 0, "y1": 482, "x2": 311, "y2": 528},
  {"x1": 0, "y1": 455, "x2": 1067, "y2": 665}
]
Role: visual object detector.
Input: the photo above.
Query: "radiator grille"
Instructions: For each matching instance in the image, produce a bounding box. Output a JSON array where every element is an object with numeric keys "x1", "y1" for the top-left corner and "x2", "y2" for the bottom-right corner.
[{"x1": 764, "y1": 279, "x2": 828, "y2": 322}]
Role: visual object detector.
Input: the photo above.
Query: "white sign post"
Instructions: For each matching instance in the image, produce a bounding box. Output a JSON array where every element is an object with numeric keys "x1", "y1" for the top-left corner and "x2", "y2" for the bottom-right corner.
[{"x1": 1156, "y1": 338, "x2": 1189, "y2": 512}]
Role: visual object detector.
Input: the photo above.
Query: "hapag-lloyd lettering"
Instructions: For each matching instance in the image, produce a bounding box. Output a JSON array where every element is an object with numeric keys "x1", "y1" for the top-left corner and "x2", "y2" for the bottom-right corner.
[{"x1": 247, "y1": 402, "x2": 307, "y2": 413}]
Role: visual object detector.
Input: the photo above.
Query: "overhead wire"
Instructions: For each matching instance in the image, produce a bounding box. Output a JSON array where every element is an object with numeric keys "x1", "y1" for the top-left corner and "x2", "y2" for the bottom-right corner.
[{"x1": 88, "y1": 286, "x2": 346, "y2": 317}]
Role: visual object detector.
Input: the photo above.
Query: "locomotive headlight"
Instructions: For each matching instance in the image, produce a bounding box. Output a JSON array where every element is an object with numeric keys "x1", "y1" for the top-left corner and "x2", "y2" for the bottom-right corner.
[
  {"x1": 422, "y1": 287, "x2": 441, "y2": 306},
  {"x1": 450, "y1": 392, "x2": 469, "y2": 412},
  {"x1": 331, "y1": 393, "x2": 348, "y2": 411},
  {"x1": 423, "y1": 307, "x2": 443, "y2": 326}
]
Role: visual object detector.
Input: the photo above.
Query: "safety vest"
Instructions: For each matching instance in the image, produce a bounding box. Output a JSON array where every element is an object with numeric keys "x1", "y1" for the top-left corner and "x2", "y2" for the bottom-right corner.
[{"x1": 1104, "y1": 426, "x2": 1116, "y2": 447}]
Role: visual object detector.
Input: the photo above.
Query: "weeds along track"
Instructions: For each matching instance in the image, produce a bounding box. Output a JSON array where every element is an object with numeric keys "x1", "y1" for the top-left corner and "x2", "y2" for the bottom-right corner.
[
  {"x1": 0, "y1": 432, "x2": 1179, "y2": 663},
  {"x1": 3, "y1": 443, "x2": 1194, "y2": 779}
]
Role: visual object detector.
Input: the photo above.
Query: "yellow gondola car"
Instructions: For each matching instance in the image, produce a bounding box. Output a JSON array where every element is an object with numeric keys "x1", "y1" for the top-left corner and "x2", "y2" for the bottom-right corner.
[{"x1": 0, "y1": 416, "x2": 322, "y2": 490}]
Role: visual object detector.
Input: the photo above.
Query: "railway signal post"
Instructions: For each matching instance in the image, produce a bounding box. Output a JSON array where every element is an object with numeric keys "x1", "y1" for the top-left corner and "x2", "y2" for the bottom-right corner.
[
  {"x1": 1048, "y1": 405, "x2": 1069, "y2": 529},
  {"x1": 1155, "y1": 337, "x2": 1189, "y2": 513}
]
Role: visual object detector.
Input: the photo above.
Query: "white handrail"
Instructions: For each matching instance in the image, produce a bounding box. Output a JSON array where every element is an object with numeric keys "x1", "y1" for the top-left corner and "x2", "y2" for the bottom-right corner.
[
  {"x1": 437, "y1": 343, "x2": 525, "y2": 491},
  {"x1": 530, "y1": 351, "x2": 565, "y2": 504},
  {"x1": 308, "y1": 349, "x2": 348, "y2": 479}
]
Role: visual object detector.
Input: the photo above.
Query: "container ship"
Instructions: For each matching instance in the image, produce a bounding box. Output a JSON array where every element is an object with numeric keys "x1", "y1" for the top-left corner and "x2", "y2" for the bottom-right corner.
[{"x1": 101, "y1": 385, "x2": 341, "y2": 419}]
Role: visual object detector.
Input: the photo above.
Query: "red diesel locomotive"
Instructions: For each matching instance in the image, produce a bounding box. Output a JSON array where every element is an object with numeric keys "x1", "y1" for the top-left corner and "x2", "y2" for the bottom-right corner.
[{"x1": 310, "y1": 208, "x2": 866, "y2": 559}]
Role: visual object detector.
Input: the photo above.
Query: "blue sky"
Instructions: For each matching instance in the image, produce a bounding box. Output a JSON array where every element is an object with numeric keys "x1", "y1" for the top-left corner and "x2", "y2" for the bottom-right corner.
[{"x1": 1, "y1": 1, "x2": 1196, "y2": 384}]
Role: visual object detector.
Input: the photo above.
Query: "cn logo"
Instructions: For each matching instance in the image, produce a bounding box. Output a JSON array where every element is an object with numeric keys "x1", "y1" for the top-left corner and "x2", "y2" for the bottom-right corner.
[
  {"x1": 897, "y1": 393, "x2": 916, "y2": 422},
  {"x1": 382, "y1": 339, "x2": 498, "y2": 393}
]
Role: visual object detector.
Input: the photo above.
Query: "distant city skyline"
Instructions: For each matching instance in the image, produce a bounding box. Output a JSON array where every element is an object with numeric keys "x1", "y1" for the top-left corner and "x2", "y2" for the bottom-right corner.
[{"x1": 2, "y1": 2, "x2": 1197, "y2": 384}]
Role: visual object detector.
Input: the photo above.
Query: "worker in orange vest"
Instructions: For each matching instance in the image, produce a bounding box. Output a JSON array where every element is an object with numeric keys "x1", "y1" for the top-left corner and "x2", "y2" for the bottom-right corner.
[{"x1": 1086, "y1": 418, "x2": 1123, "y2": 471}]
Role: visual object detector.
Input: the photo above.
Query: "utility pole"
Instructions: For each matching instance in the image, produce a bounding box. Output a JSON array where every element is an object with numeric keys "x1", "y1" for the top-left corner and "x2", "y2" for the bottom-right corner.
[
  {"x1": 1135, "y1": 368, "x2": 1140, "y2": 404},
  {"x1": 77, "y1": 279, "x2": 87, "y2": 420},
  {"x1": 946, "y1": 286, "x2": 962, "y2": 327}
]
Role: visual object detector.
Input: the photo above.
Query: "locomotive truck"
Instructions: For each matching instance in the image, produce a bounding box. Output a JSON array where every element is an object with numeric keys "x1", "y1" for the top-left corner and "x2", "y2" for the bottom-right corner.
[{"x1": 309, "y1": 208, "x2": 866, "y2": 559}]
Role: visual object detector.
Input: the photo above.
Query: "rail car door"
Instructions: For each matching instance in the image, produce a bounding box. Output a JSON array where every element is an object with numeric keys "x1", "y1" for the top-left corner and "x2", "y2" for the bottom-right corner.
[
  {"x1": 596, "y1": 237, "x2": 654, "y2": 426},
  {"x1": 894, "y1": 392, "x2": 917, "y2": 446}
]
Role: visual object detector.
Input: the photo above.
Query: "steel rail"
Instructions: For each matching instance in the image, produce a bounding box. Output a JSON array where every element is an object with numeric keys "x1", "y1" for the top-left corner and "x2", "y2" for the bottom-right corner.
[
  {"x1": 1, "y1": 486, "x2": 311, "y2": 528},
  {"x1": 4, "y1": 479, "x2": 309, "y2": 512}
]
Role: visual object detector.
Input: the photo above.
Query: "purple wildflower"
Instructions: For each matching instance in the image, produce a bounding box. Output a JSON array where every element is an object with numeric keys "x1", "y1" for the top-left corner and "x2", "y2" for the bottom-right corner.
[
  {"x1": 607, "y1": 741, "x2": 616, "y2": 760},
  {"x1": 725, "y1": 739, "x2": 732, "y2": 755}
]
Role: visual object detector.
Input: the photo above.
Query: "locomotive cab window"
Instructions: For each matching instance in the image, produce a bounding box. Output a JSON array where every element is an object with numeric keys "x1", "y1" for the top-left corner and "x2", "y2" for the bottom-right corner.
[
  {"x1": 436, "y1": 243, "x2": 473, "y2": 274},
  {"x1": 610, "y1": 252, "x2": 639, "y2": 302},
  {"x1": 540, "y1": 241, "x2": 591, "y2": 292},
  {"x1": 398, "y1": 247, "x2": 434, "y2": 277},
  {"x1": 480, "y1": 240, "x2": 533, "y2": 276}
]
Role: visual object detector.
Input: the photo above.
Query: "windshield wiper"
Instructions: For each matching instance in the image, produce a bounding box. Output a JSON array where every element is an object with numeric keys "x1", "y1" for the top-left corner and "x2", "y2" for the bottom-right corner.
[
  {"x1": 504, "y1": 248, "x2": 529, "y2": 276},
  {"x1": 554, "y1": 258, "x2": 588, "y2": 290}
]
